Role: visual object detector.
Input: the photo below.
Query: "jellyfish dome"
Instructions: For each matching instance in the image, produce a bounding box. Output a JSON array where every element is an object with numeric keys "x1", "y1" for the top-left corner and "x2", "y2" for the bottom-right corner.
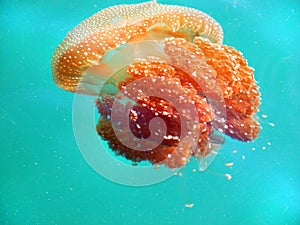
[{"x1": 52, "y1": 2, "x2": 260, "y2": 170}]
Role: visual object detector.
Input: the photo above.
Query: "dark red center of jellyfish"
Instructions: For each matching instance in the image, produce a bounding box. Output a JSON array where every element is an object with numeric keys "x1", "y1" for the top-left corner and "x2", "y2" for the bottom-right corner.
[
  {"x1": 96, "y1": 95, "x2": 184, "y2": 164},
  {"x1": 129, "y1": 96, "x2": 181, "y2": 143}
]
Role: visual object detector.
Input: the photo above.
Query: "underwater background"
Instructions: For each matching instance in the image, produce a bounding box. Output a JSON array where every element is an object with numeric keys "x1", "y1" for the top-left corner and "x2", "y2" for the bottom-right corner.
[{"x1": 1, "y1": 0, "x2": 300, "y2": 224}]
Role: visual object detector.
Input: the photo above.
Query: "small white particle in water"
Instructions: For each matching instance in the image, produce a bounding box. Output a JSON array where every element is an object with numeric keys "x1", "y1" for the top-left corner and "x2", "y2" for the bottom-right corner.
[
  {"x1": 262, "y1": 114, "x2": 267, "y2": 118},
  {"x1": 232, "y1": 149, "x2": 237, "y2": 154},
  {"x1": 269, "y1": 122, "x2": 275, "y2": 127},
  {"x1": 154, "y1": 165, "x2": 160, "y2": 170},
  {"x1": 192, "y1": 169, "x2": 197, "y2": 172},
  {"x1": 262, "y1": 146, "x2": 266, "y2": 150},
  {"x1": 225, "y1": 162, "x2": 234, "y2": 167},
  {"x1": 267, "y1": 142, "x2": 271, "y2": 146},
  {"x1": 241, "y1": 155, "x2": 245, "y2": 160},
  {"x1": 178, "y1": 172, "x2": 183, "y2": 177},
  {"x1": 251, "y1": 147, "x2": 256, "y2": 151},
  {"x1": 184, "y1": 203, "x2": 194, "y2": 208},
  {"x1": 224, "y1": 173, "x2": 232, "y2": 180},
  {"x1": 211, "y1": 150, "x2": 219, "y2": 155}
]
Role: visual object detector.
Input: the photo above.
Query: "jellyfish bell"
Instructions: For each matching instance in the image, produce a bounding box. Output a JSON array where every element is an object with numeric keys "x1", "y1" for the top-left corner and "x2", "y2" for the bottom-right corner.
[
  {"x1": 51, "y1": 1, "x2": 224, "y2": 95},
  {"x1": 52, "y1": 1, "x2": 260, "y2": 177}
]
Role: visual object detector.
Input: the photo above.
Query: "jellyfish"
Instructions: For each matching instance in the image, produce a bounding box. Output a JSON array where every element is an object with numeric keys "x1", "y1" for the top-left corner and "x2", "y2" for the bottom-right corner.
[{"x1": 52, "y1": 2, "x2": 260, "y2": 170}]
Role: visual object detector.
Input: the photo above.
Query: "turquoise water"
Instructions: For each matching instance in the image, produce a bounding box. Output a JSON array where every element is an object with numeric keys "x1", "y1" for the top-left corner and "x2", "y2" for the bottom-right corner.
[{"x1": 1, "y1": 0, "x2": 300, "y2": 224}]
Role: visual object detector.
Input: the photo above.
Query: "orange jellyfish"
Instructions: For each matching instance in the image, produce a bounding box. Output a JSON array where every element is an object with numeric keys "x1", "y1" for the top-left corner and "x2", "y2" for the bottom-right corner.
[{"x1": 52, "y1": 2, "x2": 260, "y2": 169}]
